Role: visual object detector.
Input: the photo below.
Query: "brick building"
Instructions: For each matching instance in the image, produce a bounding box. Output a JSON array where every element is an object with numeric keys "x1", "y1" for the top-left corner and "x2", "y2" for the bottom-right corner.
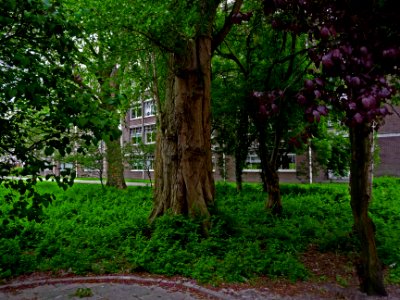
[
  {"x1": 121, "y1": 101, "x2": 400, "y2": 183},
  {"x1": 122, "y1": 97, "x2": 157, "y2": 180},
  {"x1": 375, "y1": 106, "x2": 400, "y2": 177}
]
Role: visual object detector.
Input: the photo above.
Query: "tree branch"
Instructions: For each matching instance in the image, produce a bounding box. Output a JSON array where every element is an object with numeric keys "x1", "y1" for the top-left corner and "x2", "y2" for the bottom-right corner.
[
  {"x1": 122, "y1": 26, "x2": 176, "y2": 54},
  {"x1": 389, "y1": 103, "x2": 400, "y2": 119},
  {"x1": 215, "y1": 47, "x2": 247, "y2": 76},
  {"x1": 212, "y1": 0, "x2": 243, "y2": 53}
]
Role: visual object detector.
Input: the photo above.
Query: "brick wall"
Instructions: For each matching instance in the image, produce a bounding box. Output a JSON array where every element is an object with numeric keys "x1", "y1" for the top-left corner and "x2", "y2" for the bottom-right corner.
[
  {"x1": 375, "y1": 136, "x2": 400, "y2": 176},
  {"x1": 375, "y1": 105, "x2": 400, "y2": 177}
]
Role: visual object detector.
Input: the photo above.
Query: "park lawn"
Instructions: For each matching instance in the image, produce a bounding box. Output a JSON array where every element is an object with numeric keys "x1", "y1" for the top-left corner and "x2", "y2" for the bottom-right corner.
[{"x1": 0, "y1": 177, "x2": 399, "y2": 285}]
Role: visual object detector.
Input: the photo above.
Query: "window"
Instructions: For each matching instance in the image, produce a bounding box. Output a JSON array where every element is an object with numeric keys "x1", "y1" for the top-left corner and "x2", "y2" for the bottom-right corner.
[
  {"x1": 130, "y1": 103, "x2": 142, "y2": 119},
  {"x1": 244, "y1": 152, "x2": 296, "y2": 170},
  {"x1": 244, "y1": 152, "x2": 261, "y2": 170},
  {"x1": 60, "y1": 162, "x2": 74, "y2": 171},
  {"x1": 130, "y1": 127, "x2": 142, "y2": 144},
  {"x1": 144, "y1": 100, "x2": 156, "y2": 116},
  {"x1": 131, "y1": 154, "x2": 154, "y2": 171},
  {"x1": 144, "y1": 124, "x2": 156, "y2": 144},
  {"x1": 278, "y1": 153, "x2": 296, "y2": 170}
]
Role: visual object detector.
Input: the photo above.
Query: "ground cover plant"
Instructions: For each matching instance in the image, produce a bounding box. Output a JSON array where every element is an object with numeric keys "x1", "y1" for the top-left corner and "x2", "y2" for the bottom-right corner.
[{"x1": 0, "y1": 178, "x2": 399, "y2": 286}]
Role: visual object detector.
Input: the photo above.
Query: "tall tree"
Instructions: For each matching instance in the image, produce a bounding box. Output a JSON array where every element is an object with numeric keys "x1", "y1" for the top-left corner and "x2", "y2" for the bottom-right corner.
[
  {"x1": 0, "y1": 0, "x2": 115, "y2": 219},
  {"x1": 213, "y1": 4, "x2": 310, "y2": 213},
  {"x1": 63, "y1": 0, "x2": 151, "y2": 189},
  {"x1": 129, "y1": 0, "x2": 245, "y2": 228},
  {"x1": 265, "y1": 0, "x2": 399, "y2": 294},
  {"x1": 212, "y1": 48, "x2": 255, "y2": 191}
]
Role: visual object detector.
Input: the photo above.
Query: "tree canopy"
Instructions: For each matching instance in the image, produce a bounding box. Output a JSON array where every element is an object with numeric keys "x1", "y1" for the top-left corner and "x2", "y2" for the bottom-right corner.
[{"x1": 0, "y1": 0, "x2": 118, "y2": 219}]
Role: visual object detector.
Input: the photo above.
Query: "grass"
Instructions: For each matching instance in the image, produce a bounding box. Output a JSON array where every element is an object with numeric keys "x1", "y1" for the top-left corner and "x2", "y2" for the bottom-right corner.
[{"x1": 0, "y1": 177, "x2": 399, "y2": 285}]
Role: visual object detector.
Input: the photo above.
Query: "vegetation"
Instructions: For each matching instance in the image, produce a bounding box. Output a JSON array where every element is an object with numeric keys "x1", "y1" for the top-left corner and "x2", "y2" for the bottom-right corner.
[
  {"x1": 1, "y1": 179, "x2": 399, "y2": 286},
  {"x1": 265, "y1": 0, "x2": 399, "y2": 294},
  {"x1": 1, "y1": 0, "x2": 399, "y2": 295}
]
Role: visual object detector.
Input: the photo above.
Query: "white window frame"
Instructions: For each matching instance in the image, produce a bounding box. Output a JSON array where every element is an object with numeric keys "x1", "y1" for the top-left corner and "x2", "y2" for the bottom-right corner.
[
  {"x1": 144, "y1": 124, "x2": 156, "y2": 144},
  {"x1": 143, "y1": 99, "x2": 156, "y2": 117},
  {"x1": 130, "y1": 103, "x2": 142, "y2": 119},
  {"x1": 130, "y1": 127, "x2": 142, "y2": 145}
]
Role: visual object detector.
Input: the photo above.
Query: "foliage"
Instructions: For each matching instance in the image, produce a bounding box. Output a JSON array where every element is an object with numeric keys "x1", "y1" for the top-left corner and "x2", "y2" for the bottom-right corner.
[
  {"x1": 265, "y1": 1, "x2": 399, "y2": 293},
  {"x1": 1, "y1": 179, "x2": 399, "y2": 284},
  {"x1": 58, "y1": 140, "x2": 106, "y2": 186},
  {"x1": 212, "y1": 2, "x2": 311, "y2": 193},
  {"x1": 371, "y1": 177, "x2": 400, "y2": 283},
  {"x1": 0, "y1": 0, "x2": 119, "y2": 221},
  {"x1": 265, "y1": 0, "x2": 399, "y2": 125},
  {"x1": 123, "y1": 142, "x2": 155, "y2": 185},
  {"x1": 311, "y1": 119, "x2": 350, "y2": 177}
]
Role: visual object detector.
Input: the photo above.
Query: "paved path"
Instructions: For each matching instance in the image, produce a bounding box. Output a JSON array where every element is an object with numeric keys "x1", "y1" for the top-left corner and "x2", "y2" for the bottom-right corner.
[
  {"x1": 74, "y1": 180, "x2": 149, "y2": 187},
  {"x1": 0, "y1": 282, "x2": 196, "y2": 300},
  {"x1": 1, "y1": 275, "x2": 399, "y2": 300},
  {"x1": 0, "y1": 276, "x2": 216, "y2": 300},
  {"x1": 3, "y1": 177, "x2": 149, "y2": 187},
  {"x1": 0, "y1": 275, "x2": 300, "y2": 300}
]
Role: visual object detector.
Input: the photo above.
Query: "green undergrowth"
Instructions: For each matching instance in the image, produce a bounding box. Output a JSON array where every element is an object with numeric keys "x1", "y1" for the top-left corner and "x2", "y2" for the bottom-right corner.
[{"x1": 0, "y1": 178, "x2": 399, "y2": 284}]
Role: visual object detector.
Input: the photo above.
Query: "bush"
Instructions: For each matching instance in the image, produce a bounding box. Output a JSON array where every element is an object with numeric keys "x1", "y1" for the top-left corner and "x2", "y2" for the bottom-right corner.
[{"x1": 0, "y1": 179, "x2": 399, "y2": 284}]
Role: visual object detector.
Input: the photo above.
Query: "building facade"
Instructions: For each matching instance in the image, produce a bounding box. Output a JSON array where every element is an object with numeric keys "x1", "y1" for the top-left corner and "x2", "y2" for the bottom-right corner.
[
  {"x1": 375, "y1": 106, "x2": 400, "y2": 177},
  {"x1": 121, "y1": 101, "x2": 400, "y2": 183},
  {"x1": 122, "y1": 98, "x2": 157, "y2": 180}
]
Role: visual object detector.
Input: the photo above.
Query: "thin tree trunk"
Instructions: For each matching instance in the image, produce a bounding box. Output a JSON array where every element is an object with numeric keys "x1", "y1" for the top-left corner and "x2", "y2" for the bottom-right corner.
[
  {"x1": 235, "y1": 109, "x2": 250, "y2": 192},
  {"x1": 265, "y1": 164, "x2": 282, "y2": 215},
  {"x1": 105, "y1": 137, "x2": 127, "y2": 189},
  {"x1": 349, "y1": 124, "x2": 387, "y2": 296},
  {"x1": 257, "y1": 124, "x2": 283, "y2": 215},
  {"x1": 235, "y1": 152, "x2": 244, "y2": 192},
  {"x1": 257, "y1": 127, "x2": 269, "y2": 193},
  {"x1": 151, "y1": 38, "x2": 214, "y2": 228}
]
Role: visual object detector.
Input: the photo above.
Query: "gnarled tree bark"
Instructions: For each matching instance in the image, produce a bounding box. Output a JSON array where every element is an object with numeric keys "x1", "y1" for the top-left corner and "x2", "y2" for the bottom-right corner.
[
  {"x1": 151, "y1": 38, "x2": 214, "y2": 226},
  {"x1": 150, "y1": 0, "x2": 243, "y2": 229}
]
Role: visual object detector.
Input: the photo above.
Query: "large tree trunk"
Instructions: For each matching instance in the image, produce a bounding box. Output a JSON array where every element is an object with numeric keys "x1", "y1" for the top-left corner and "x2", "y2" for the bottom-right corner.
[
  {"x1": 349, "y1": 124, "x2": 387, "y2": 296},
  {"x1": 151, "y1": 37, "x2": 214, "y2": 227},
  {"x1": 105, "y1": 137, "x2": 127, "y2": 189}
]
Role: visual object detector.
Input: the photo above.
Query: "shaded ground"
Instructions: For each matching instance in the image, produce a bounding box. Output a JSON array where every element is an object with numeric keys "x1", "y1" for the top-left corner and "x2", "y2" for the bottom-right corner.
[{"x1": 1, "y1": 247, "x2": 399, "y2": 299}]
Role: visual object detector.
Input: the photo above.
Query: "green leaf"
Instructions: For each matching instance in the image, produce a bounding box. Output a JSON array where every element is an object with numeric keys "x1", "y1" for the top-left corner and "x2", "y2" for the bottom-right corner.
[{"x1": 44, "y1": 147, "x2": 54, "y2": 156}]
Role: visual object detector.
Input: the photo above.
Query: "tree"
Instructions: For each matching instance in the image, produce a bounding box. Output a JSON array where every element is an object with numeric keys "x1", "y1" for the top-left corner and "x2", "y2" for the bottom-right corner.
[
  {"x1": 0, "y1": 0, "x2": 115, "y2": 220},
  {"x1": 247, "y1": 30, "x2": 309, "y2": 214},
  {"x1": 123, "y1": 141, "x2": 155, "y2": 187},
  {"x1": 58, "y1": 140, "x2": 107, "y2": 186},
  {"x1": 265, "y1": 0, "x2": 399, "y2": 295},
  {"x1": 127, "y1": 0, "x2": 245, "y2": 228},
  {"x1": 211, "y1": 48, "x2": 256, "y2": 191},
  {"x1": 213, "y1": 4, "x2": 310, "y2": 213},
  {"x1": 63, "y1": 0, "x2": 140, "y2": 189},
  {"x1": 312, "y1": 119, "x2": 350, "y2": 179}
]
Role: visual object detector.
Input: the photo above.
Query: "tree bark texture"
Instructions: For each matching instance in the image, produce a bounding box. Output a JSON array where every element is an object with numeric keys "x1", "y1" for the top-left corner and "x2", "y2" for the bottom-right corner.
[
  {"x1": 151, "y1": 37, "x2": 214, "y2": 225},
  {"x1": 349, "y1": 124, "x2": 387, "y2": 296},
  {"x1": 105, "y1": 138, "x2": 127, "y2": 189},
  {"x1": 264, "y1": 164, "x2": 282, "y2": 215},
  {"x1": 257, "y1": 126, "x2": 283, "y2": 215}
]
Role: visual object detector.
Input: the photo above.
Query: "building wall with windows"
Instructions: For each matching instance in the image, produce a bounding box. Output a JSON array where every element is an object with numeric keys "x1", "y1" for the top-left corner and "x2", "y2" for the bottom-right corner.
[
  {"x1": 121, "y1": 100, "x2": 400, "y2": 182},
  {"x1": 122, "y1": 97, "x2": 157, "y2": 180},
  {"x1": 122, "y1": 99, "x2": 317, "y2": 183}
]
